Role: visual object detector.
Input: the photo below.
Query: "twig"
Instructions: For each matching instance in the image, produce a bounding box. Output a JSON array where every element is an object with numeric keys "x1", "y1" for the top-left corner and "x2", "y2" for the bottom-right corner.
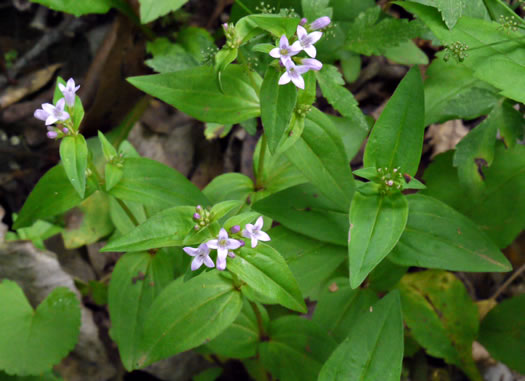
[
  {"x1": 0, "y1": 16, "x2": 85, "y2": 88},
  {"x1": 490, "y1": 262, "x2": 525, "y2": 300}
]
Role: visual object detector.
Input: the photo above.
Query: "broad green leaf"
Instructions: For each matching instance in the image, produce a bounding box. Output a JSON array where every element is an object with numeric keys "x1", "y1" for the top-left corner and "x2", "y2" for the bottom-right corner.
[
  {"x1": 260, "y1": 67, "x2": 297, "y2": 153},
  {"x1": 397, "y1": 271, "x2": 481, "y2": 380},
  {"x1": 105, "y1": 163, "x2": 123, "y2": 191},
  {"x1": 145, "y1": 38, "x2": 198, "y2": 74},
  {"x1": 62, "y1": 191, "x2": 114, "y2": 249},
  {"x1": 367, "y1": 259, "x2": 408, "y2": 292},
  {"x1": 137, "y1": 271, "x2": 243, "y2": 367},
  {"x1": 101, "y1": 206, "x2": 195, "y2": 252},
  {"x1": 252, "y1": 184, "x2": 349, "y2": 246},
  {"x1": 346, "y1": 7, "x2": 422, "y2": 55},
  {"x1": 479, "y1": 294, "x2": 525, "y2": 373},
  {"x1": 108, "y1": 251, "x2": 176, "y2": 370},
  {"x1": 364, "y1": 66, "x2": 424, "y2": 176},
  {"x1": 139, "y1": 0, "x2": 188, "y2": 23},
  {"x1": 389, "y1": 194, "x2": 511, "y2": 272},
  {"x1": 228, "y1": 244, "x2": 306, "y2": 313},
  {"x1": 301, "y1": 0, "x2": 332, "y2": 20},
  {"x1": 97, "y1": 130, "x2": 117, "y2": 161},
  {"x1": 313, "y1": 278, "x2": 378, "y2": 342},
  {"x1": 128, "y1": 65, "x2": 262, "y2": 125},
  {"x1": 214, "y1": 49, "x2": 238, "y2": 90},
  {"x1": 193, "y1": 368, "x2": 223, "y2": 381},
  {"x1": 9, "y1": 219, "x2": 63, "y2": 250},
  {"x1": 318, "y1": 291, "x2": 404, "y2": 381},
  {"x1": 28, "y1": 0, "x2": 112, "y2": 16},
  {"x1": 286, "y1": 108, "x2": 355, "y2": 208},
  {"x1": 424, "y1": 58, "x2": 498, "y2": 125},
  {"x1": 483, "y1": 0, "x2": 525, "y2": 24},
  {"x1": 13, "y1": 165, "x2": 95, "y2": 229},
  {"x1": 236, "y1": 14, "x2": 300, "y2": 41},
  {"x1": 260, "y1": 316, "x2": 337, "y2": 381},
  {"x1": 434, "y1": 0, "x2": 466, "y2": 29},
  {"x1": 0, "y1": 281, "x2": 80, "y2": 376},
  {"x1": 399, "y1": 1, "x2": 525, "y2": 104},
  {"x1": 423, "y1": 143, "x2": 525, "y2": 248},
  {"x1": 331, "y1": 0, "x2": 375, "y2": 22},
  {"x1": 178, "y1": 27, "x2": 215, "y2": 62},
  {"x1": 0, "y1": 370, "x2": 64, "y2": 380},
  {"x1": 109, "y1": 157, "x2": 208, "y2": 211},
  {"x1": 383, "y1": 40, "x2": 429, "y2": 65},
  {"x1": 348, "y1": 192, "x2": 408, "y2": 289},
  {"x1": 268, "y1": 226, "x2": 346, "y2": 300},
  {"x1": 340, "y1": 52, "x2": 361, "y2": 83},
  {"x1": 59, "y1": 135, "x2": 88, "y2": 198},
  {"x1": 327, "y1": 114, "x2": 370, "y2": 163},
  {"x1": 109, "y1": 197, "x2": 147, "y2": 235},
  {"x1": 203, "y1": 173, "x2": 254, "y2": 204},
  {"x1": 206, "y1": 300, "x2": 268, "y2": 359}
]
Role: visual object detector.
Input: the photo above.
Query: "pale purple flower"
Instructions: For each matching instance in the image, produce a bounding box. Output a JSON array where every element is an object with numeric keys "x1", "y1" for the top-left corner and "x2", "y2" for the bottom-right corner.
[
  {"x1": 302, "y1": 58, "x2": 323, "y2": 71},
  {"x1": 62, "y1": 127, "x2": 69, "y2": 134},
  {"x1": 269, "y1": 35, "x2": 300, "y2": 65},
  {"x1": 58, "y1": 78, "x2": 80, "y2": 107},
  {"x1": 300, "y1": 18, "x2": 308, "y2": 26},
  {"x1": 291, "y1": 25, "x2": 323, "y2": 58},
  {"x1": 183, "y1": 243, "x2": 215, "y2": 271},
  {"x1": 47, "y1": 130, "x2": 58, "y2": 139},
  {"x1": 193, "y1": 213, "x2": 201, "y2": 220},
  {"x1": 207, "y1": 228, "x2": 242, "y2": 270},
  {"x1": 242, "y1": 216, "x2": 271, "y2": 248},
  {"x1": 310, "y1": 16, "x2": 331, "y2": 30},
  {"x1": 279, "y1": 60, "x2": 309, "y2": 89},
  {"x1": 230, "y1": 225, "x2": 240, "y2": 234},
  {"x1": 35, "y1": 98, "x2": 70, "y2": 126}
]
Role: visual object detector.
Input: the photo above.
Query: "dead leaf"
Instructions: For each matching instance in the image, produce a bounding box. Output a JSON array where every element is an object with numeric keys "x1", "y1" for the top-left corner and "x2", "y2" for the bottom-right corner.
[{"x1": 426, "y1": 119, "x2": 469, "y2": 158}]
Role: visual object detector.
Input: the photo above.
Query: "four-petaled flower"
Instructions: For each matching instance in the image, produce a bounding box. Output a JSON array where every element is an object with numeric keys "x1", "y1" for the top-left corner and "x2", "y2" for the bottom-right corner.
[
  {"x1": 242, "y1": 216, "x2": 271, "y2": 248},
  {"x1": 279, "y1": 60, "x2": 309, "y2": 89},
  {"x1": 269, "y1": 35, "x2": 300, "y2": 65},
  {"x1": 291, "y1": 25, "x2": 323, "y2": 58},
  {"x1": 183, "y1": 243, "x2": 215, "y2": 271},
  {"x1": 34, "y1": 98, "x2": 70, "y2": 126},
  {"x1": 58, "y1": 78, "x2": 80, "y2": 107},
  {"x1": 207, "y1": 228, "x2": 242, "y2": 270}
]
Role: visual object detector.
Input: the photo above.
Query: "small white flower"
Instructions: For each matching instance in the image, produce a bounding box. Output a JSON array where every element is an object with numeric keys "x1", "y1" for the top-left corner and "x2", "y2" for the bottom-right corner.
[
  {"x1": 58, "y1": 78, "x2": 80, "y2": 107},
  {"x1": 242, "y1": 216, "x2": 271, "y2": 248},
  {"x1": 310, "y1": 16, "x2": 331, "y2": 30},
  {"x1": 269, "y1": 35, "x2": 300, "y2": 65},
  {"x1": 183, "y1": 243, "x2": 215, "y2": 271},
  {"x1": 279, "y1": 60, "x2": 309, "y2": 89},
  {"x1": 207, "y1": 228, "x2": 242, "y2": 270},
  {"x1": 291, "y1": 25, "x2": 323, "y2": 58},
  {"x1": 34, "y1": 98, "x2": 70, "y2": 126}
]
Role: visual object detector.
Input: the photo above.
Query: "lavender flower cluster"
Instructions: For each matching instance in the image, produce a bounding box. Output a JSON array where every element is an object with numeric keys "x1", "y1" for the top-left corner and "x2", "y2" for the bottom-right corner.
[
  {"x1": 183, "y1": 216, "x2": 270, "y2": 271},
  {"x1": 33, "y1": 78, "x2": 80, "y2": 139},
  {"x1": 269, "y1": 16, "x2": 331, "y2": 89}
]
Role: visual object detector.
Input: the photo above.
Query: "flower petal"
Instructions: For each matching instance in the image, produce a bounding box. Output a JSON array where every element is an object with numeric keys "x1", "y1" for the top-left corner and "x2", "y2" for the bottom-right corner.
[
  {"x1": 279, "y1": 34, "x2": 289, "y2": 49},
  {"x1": 45, "y1": 115, "x2": 58, "y2": 126},
  {"x1": 183, "y1": 247, "x2": 199, "y2": 256},
  {"x1": 255, "y1": 231, "x2": 271, "y2": 242},
  {"x1": 191, "y1": 256, "x2": 204, "y2": 271},
  {"x1": 58, "y1": 83, "x2": 66, "y2": 92},
  {"x1": 216, "y1": 255, "x2": 227, "y2": 271},
  {"x1": 254, "y1": 216, "x2": 264, "y2": 230},
  {"x1": 34, "y1": 109, "x2": 48, "y2": 121},
  {"x1": 203, "y1": 256, "x2": 215, "y2": 268},
  {"x1": 309, "y1": 31, "x2": 323, "y2": 45},
  {"x1": 218, "y1": 228, "x2": 228, "y2": 241},
  {"x1": 41, "y1": 103, "x2": 55, "y2": 114},
  {"x1": 304, "y1": 45, "x2": 317, "y2": 58},
  {"x1": 269, "y1": 47, "x2": 281, "y2": 58},
  {"x1": 297, "y1": 25, "x2": 307, "y2": 40},
  {"x1": 206, "y1": 239, "x2": 219, "y2": 249},
  {"x1": 198, "y1": 242, "x2": 210, "y2": 254},
  {"x1": 290, "y1": 40, "x2": 303, "y2": 52},
  {"x1": 58, "y1": 111, "x2": 70, "y2": 121},
  {"x1": 250, "y1": 237, "x2": 258, "y2": 248},
  {"x1": 291, "y1": 73, "x2": 305, "y2": 89},
  {"x1": 278, "y1": 72, "x2": 291, "y2": 85},
  {"x1": 226, "y1": 239, "x2": 242, "y2": 250},
  {"x1": 56, "y1": 98, "x2": 66, "y2": 110}
]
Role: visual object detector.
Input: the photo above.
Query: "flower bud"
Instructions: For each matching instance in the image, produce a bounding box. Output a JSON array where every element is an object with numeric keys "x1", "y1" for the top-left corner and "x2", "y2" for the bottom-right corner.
[
  {"x1": 300, "y1": 17, "x2": 308, "y2": 26},
  {"x1": 193, "y1": 213, "x2": 201, "y2": 220},
  {"x1": 310, "y1": 16, "x2": 331, "y2": 30},
  {"x1": 228, "y1": 251, "x2": 236, "y2": 258},
  {"x1": 230, "y1": 225, "x2": 241, "y2": 234},
  {"x1": 196, "y1": 205, "x2": 203, "y2": 212},
  {"x1": 47, "y1": 131, "x2": 58, "y2": 139},
  {"x1": 239, "y1": 240, "x2": 245, "y2": 247},
  {"x1": 194, "y1": 225, "x2": 200, "y2": 231},
  {"x1": 222, "y1": 23, "x2": 228, "y2": 31},
  {"x1": 387, "y1": 180, "x2": 394, "y2": 186},
  {"x1": 63, "y1": 127, "x2": 69, "y2": 134},
  {"x1": 302, "y1": 58, "x2": 323, "y2": 71}
]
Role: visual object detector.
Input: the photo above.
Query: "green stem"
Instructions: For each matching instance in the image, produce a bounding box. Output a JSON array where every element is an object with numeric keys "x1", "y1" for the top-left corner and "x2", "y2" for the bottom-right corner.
[
  {"x1": 116, "y1": 197, "x2": 140, "y2": 227},
  {"x1": 235, "y1": 0, "x2": 253, "y2": 14},
  {"x1": 467, "y1": 34, "x2": 525, "y2": 52},
  {"x1": 255, "y1": 134, "x2": 267, "y2": 190},
  {"x1": 249, "y1": 301, "x2": 266, "y2": 338}
]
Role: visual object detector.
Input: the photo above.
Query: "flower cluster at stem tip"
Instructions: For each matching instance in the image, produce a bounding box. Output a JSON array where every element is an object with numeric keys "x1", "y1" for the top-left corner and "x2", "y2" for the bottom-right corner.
[
  {"x1": 268, "y1": 16, "x2": 331, "y2": 89},
  {"x1": 183, "y1": 216, "x2": 270, "y2": 271},
  {"x1": 33, "y1": 78, "x2": 80, "y2": 139},
  {"x1": 376, "y1": 167, "x2": 404, "y2": 195}
]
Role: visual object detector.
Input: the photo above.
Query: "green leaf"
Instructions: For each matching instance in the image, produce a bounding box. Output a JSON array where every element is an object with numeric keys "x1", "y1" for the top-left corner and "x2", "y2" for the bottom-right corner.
[
  {"x1": 383, "y1": 40, "x2": 429, "y2": 65},
  {"x1": 109, "y1": 157, "x2": 208, "y2": 211},
  {"x1": 397, "y1": 270, "x2": 482, "y2": 380},
  {"x1": 424, "y1": 58, "x2": 498, "y2": 125},
  {"x1": 139, "y1": 0, "x2": 188, "y2": 23},
  {"x1": 0, "y1": 280, "x2": 80, "y2": 376},
  {"x1": 214, "y1": 48, "x2": 239, "y2": 91},
  {"x1": 346, "y1": 7, "x2": 422, "y2": 55},
  {"x1": 261, "y1": 67, "x2": 297, "y2": 153},
  {"x1": 399, "y1": 1, "x2": 525, "y2": 104},
  {"x1": 203, "y1": 173, "x2": 254, "y2": 204},
  {"x1": 479, "y1": 294, "x2": 525, "y2": 373},
  {"x1": 286, "y1": 108, "x2": 355, "y2": 208},
  {"x1": 108, "y1": 251, "x2": 176, "y2": 370},
  {"x1": 206, "y1": 300, "x2": 268, "y2": 359},
  {"x1": 367, "y1": 259, "x2": 408, "y2": 292},
  {"x1": 97, "y1": 130, "x2": 117, "y2": 161},
  {"x1": 434, "y1": 0, "x2": 466, "y2": 29},
  {"x1": 236, "y1": 14, "x2": 300, "y2": 41},
  {"x1": 13, "y1": 165, "x2": 95, "y2": 229},
  {"x1": 268, "y1": 226, "x2": 346, "y2": 300},
  {"x1": 228, "y1": 244, "x2": 307, "y2": 313},
  {"x1": 128, "y1": 65, "x2": 262, "y2": 125},
  {"x1": 61, "y1": 191, "x2": 114, "y2": 249},
  {"x1": 348, "y1": 192, "x2": 408, "y2": 289},
  {"x1": 318, "y1": 291, "x2": 404, "y2": 381},
  {"x1": 331, "y1": 0, "x2": 375, "y2": 22},
  {"x1": 105, "y1": 163, "x2": 124, "y2": 192},
  {"x1": 145, "y1": 38, "x2": 198, "y2": 74},
  {"x1": 28, "y1": 0, "x2": 113, "y2": 16},
  {"x1": 0, "y1": 370, "x2": 64, "y2": 380},
  {"x1": 137, "y1": 271, "x2": 243, "y2": 367},
  {"x1": 301, "y1": 0, "x2": 332, "y2": 20},
  {"x1": 423, "y1": 143, "x2": 525, "y2": 248},
  {"x1": 193, "y1": 368, "x2": 223, "y2": 381},
  {"x1": 101, "y1": 206, "x2": 195, "y2": 252},
  {"x1": 483, "y1": 0, "x2": 525, "y2": 24},
  {"x1": 364, "y1": 66, "x2": 424, "y2": 176},
  {"x1": 252, "y1": 184, "x2": 349, "y2": 246},
  {"x1": 59, "y1": 135, "x2": 88, "y2": 198},
  {"x1": 327, "y1": 114, "x2": 370, "y2": 163},
  {"x1": 260, "y1": 316, "x2": 337, "y2": 381},
  {"x1": 109, "y1": 197, "x2": 147, "y2": 235},
  {"x1": 313, "y1": 278, "x2": 378, "y2": 342},
  {"x1": 9, "y1": 219, "x2": 63, "y2": 250},
  {"x1": 389, "y1": 194, "x2": 511, "y2": 272}
]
